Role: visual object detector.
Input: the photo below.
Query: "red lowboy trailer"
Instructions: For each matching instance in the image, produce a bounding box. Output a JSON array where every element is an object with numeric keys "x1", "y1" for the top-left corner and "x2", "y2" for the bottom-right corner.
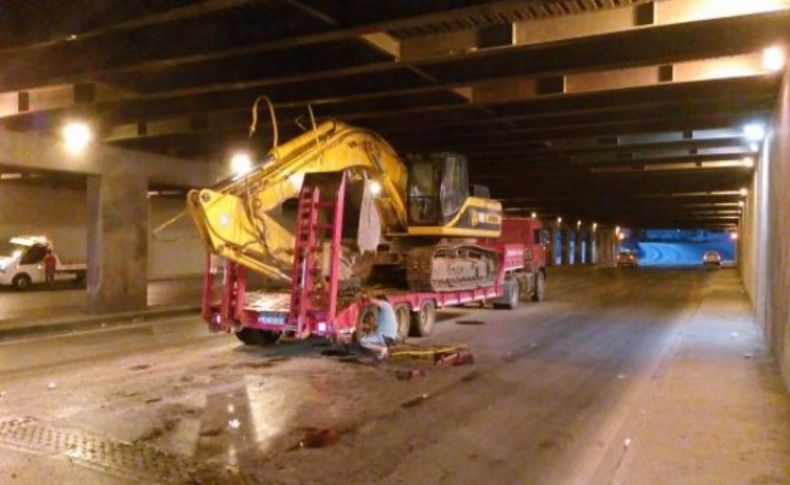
[{"x1": 200, "y1": 171, "x2": 526, "y2": 344}]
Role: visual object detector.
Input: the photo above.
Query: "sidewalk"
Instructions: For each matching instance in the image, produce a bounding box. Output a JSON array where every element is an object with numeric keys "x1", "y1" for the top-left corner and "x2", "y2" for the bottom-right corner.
[
  {"x1": 591, "y1": 269, "x2": 790, "y2": 484},
  {"x1": 0, "y1": 277, "x2": 202, "y2": 340}
]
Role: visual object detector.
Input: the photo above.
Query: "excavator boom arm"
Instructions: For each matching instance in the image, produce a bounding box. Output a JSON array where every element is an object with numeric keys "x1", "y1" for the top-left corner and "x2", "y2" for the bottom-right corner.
[{"x1": 187, "y1": 120, "x2": 408, "y2": 281}]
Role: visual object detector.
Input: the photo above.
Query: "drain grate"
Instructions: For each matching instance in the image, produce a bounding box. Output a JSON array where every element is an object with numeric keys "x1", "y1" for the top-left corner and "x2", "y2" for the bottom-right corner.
[{"x1": 0, "y1": 416, "x2": 257, "y2": 483}]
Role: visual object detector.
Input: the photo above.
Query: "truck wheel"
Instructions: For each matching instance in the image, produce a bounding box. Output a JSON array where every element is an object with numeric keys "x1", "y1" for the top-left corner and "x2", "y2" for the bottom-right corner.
[
  {"x1": 532, "y1": 271, "x2": 545, "y2": 302},
  {"x1": 394, "y1": 304, "x2": 411, "y2": 342},
  {"x1": 234, "y1": 327, "x2": 279, "y2": 345},
  {"x1": 409, "y1": 300, "x2": 436, "y2": 337},
  {"x1": 494, "y1": 277, "x2": 519, "y2": 310},
  {"x1": 12, "y1": 274, "x2": 32, "y2": 291}
]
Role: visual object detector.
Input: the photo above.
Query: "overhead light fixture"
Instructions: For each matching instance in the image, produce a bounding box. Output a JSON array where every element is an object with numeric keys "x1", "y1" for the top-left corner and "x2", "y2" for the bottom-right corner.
[
  {"x1": 61, "y1": 121, "x2": 93, "y2": 154},
  {"x1": 739, "y1": 188, "x2": 748, "y2": 196},
  {"x1": 743, "y1": 157, "x2": 755, "y2": 168},
  {"x1": 762, "y1": 46, "x2": 786, "y2": 72},
  {"x1": 738, "y1": 201, "x2": 745, "y2": 208},
  {"x1": 576, "y1": 220, "x2": 582, "y2": 228},
  {"x1": 230, "y1": 152, "x2": 253, "y2": 177},
  {"x1": 530, "y1": 212, "x2": 537, "y2": 219},
  {"x1": 743, "y1": 123, "x2": 766, "y2": 142},
  {"x1": 618, "y1": 233, "x2": 625, "y2": 241},
  {"x1": 592, "y1": 222, "x2": 598, "y2": 231},
  {"x1": 368, "y1": 180, "x2": 382, "y2": 196},
  {"x1": 615, "y1": 225, "x2": 621, "y2": 234},
  {"x1": 556, "y1": 216, "x2": 562, "y2": 225},
  {"x1": 730, "y1": 232, "x2": 739, "y2": 241}
]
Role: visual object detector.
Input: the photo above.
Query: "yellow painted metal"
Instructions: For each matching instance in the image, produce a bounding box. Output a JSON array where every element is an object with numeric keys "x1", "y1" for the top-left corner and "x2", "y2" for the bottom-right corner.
[
  {"x1": 187, "y1": 119, "x2": 502, "y2": 281},
  {"x1": 188, "y1": 120, "x2": 408, "y2": 281}
]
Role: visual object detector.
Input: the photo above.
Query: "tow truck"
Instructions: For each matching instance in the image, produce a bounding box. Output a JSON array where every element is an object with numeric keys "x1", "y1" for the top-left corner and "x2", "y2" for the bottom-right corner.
[{"x1": 0, "y1": 236, "x2": 86, "y2": 290}]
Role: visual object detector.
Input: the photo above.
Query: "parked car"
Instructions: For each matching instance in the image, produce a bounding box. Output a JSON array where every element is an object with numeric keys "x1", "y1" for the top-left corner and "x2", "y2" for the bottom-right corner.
[
  {"x1": 0, "y1": 236, "x2": 86, "y2": 290},
  {"x1": 702, "y1": 250, "x2": 722, "y2": 268},
  {"x1": 616, "y1": 250, "x2": 638, "y2": 267}
]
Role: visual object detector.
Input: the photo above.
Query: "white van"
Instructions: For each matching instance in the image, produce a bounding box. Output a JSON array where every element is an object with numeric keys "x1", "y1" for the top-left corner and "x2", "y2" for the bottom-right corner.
[{"x1": 0, "y1": 236, "x2": 86, "y2": 290}]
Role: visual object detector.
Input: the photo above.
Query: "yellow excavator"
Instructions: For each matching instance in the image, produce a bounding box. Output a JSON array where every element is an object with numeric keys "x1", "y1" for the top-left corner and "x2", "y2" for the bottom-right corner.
[{"x1": 187, "y1": 119, "x2": 503, "y2": 292}]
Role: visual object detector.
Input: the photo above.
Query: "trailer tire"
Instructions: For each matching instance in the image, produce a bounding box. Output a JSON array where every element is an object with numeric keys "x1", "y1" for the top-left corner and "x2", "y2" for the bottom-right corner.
[
  {"x1": 394, "y1": 304, "x2": 411, "y2": 342},
  {"x1": 410, "y1": 300, "x2": 436, "y2": 337},
  {"x1": 12, "y1": 273, "x2": 32, "y2": 291},
  {"x1": 234, "y1": 328, "x2": 279, "y2": 345},
  {"x1": 532, "y1": 270, "x2": 545, "y2": 302},
  {"x1": 494, "y1": 277, "x2": 519, "y2": 310}
]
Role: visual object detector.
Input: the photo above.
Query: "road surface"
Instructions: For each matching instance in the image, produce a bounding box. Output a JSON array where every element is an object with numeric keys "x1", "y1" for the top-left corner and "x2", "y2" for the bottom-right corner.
[{"x1": 0, "y1": 267, "x2": 787, "y2": 484}]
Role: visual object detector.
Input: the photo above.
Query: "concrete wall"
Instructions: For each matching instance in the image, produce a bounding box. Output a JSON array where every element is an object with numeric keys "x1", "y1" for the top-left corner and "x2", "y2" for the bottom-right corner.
[
  {"x1": 148, "y1": 197, "x2": 204, "y2": 279},
  {"x1": 0, "y1": 183, "x2": 203, "y2": 279},
  {"x1": 0, "y1": 183, "x2": 86, "y2": 263},
  {"x1": 740, "y1": 67, "x2": 790, "y2": 391}
]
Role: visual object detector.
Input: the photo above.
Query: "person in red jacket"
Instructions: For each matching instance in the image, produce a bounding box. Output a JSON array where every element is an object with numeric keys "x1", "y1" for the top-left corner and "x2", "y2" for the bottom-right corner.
[{"x1": 44, "y1": 248, "x2": 56, "y2": 287}]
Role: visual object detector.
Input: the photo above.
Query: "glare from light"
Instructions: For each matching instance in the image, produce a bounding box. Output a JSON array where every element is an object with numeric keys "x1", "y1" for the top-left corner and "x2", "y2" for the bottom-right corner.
[
  {"x1": 61, "y1": 121, "x2": 92, "y2": 154},
  {"x1": 369, "y1": 180, "x2": 382, "y2": 196},
  {"x1": 743, "y1": 157, "x2": 755, "y2": 168},
  {"x1": 743, "y1": 123, "x2": 766, "y2": 142},
  {"x1": 750, "y1": 143, "x2": 760, "y2": 152},
  {"x1": 592, "y1": 222, "x2": 598, "y2": 232},
  {"x1": 762, "y1": 46, "x2": 786, "y2": 72},
  {"x1": 738, "y1": 201, "x2": 745, "y2": 208},
  {"x1": 730, "y1": 232, "x2": 739, "y2": 241},
  {"x1": 556, "y1": 216, "x2": 562, "y2": 225},
  {"x1": 615, "y1": 225, "x2": 621, "y2": 234},
  {"x1": 230, "y1": 152, "x2": 253, "y2": 177},
  {"x1": 576, "y1": 220, "x2": 582, "y2": 228},
  {"x1": 618, "y1": 233, "x2": 625, "y2": 241},
  {"x1": 739, "y1": 188, "x2": 748, "y2": 196},
  {"x1": 531, "y1": 212, "x2": 537, "y2": 219}
]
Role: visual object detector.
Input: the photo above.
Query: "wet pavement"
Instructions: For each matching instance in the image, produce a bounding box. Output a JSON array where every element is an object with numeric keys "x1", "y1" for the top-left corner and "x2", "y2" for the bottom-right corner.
[{"x1": 0, "y1": 267, "x2": 787, "y2": 483}]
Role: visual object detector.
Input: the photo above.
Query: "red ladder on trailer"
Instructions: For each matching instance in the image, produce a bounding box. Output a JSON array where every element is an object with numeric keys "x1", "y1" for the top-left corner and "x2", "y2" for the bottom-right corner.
[{"x1": 287, "y1": 172, "x2": 347, "y2": 336}]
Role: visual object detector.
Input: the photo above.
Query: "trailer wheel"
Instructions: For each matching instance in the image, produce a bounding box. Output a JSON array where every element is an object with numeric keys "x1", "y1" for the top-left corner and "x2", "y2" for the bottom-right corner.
[
  {"x1": 394, "y1": 304, "x2": 411, "y2": 342},
  {"x1": 12, "y1": 273, "x2": 32, "y2": 291},
  {"x1": 494, "y1": 277, "x2": 519, "y2": 310},
  {"x1": 532, "y1": 271, "x2": 545, "y2": 302},
  {"x1": 410, "y1": 300, "x2": 436, "y2": 337},
  {"x1": 234, "y1": 328, "x2": 279, "y2": 345}
]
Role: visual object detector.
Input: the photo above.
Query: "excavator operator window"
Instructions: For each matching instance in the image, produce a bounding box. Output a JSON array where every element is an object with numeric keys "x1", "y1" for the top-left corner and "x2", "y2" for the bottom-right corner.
[
  {"x1": 408, "y1": 160, "x2": 440, "y2": 225},
  {"x1": 407, "y1": 153, "x2": 469, "y2": 226}
]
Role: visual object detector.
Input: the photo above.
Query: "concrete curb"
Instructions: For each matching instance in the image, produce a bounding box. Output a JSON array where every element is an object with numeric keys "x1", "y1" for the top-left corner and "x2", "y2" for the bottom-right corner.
[{"x1": 0, "y1": 305, "x2": 201, "y2": 341}]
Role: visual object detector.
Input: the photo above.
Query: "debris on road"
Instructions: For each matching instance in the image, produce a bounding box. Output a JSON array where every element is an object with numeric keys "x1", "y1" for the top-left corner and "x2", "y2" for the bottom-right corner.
[
  {"x1": 436, "y1": 349, "x2": 474, "y2": 366},
  {"x1": 394, "y1": 369, "x2": 426, "y2": 380},
  {"x1": 297, "y1": 427, "x2": 339, "y2": 448},
  {"x1": 401, "y1": 393, "x2": 431, "y2": 408}
]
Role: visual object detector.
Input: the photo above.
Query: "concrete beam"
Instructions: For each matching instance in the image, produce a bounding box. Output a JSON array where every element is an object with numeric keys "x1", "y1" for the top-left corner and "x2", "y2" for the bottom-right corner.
[
  {"x1": 472, "y1": 53, "x2": 772, "y2": 104},
  {"x1": 513, "y1": 0, "x2": 788, "y2": 45},
  {"x1": 0, "y1": 127, "x2": 217, "y2": 187}
]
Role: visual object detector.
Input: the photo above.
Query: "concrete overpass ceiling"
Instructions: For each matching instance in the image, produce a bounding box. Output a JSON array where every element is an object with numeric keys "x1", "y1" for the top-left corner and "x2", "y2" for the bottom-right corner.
[{"x1": 0, "y1": 0, "x2": 787, "y2": 229}]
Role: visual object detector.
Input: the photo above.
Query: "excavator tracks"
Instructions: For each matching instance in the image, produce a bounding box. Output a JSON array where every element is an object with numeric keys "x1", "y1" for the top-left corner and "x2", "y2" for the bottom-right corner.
[{"x1": 406, "y1": 243, "x2": 499, "y2": 292}]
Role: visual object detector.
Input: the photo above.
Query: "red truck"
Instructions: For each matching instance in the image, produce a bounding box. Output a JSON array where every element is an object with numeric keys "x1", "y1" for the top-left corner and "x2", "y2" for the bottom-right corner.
[{"x1": 200, "y1": 174, "x2": 547, "y2": 345}]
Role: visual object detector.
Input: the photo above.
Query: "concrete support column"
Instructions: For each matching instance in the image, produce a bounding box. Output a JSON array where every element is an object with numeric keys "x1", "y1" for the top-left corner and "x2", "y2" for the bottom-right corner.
[
  {"x1": 87, "y1": 172, "x2": 148, "y2": 313},
  {"x1": 547, "y1": 227, "x2": 557, "y2": 267},
  {"x1": 585, "y1": 231, "x2": 595, "y2": 264},
  {"x1": 574, "y1": 230, "x2": 583, "y2": 264},
  {"x1": 561, "y1": 228, "x2": 571, "y2": 265}
]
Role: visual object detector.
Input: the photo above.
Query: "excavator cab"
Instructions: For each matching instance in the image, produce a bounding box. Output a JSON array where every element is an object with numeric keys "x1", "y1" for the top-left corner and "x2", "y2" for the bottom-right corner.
[{"x1": 407, "y1": 153, "x2": 469, "y2": 226}]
